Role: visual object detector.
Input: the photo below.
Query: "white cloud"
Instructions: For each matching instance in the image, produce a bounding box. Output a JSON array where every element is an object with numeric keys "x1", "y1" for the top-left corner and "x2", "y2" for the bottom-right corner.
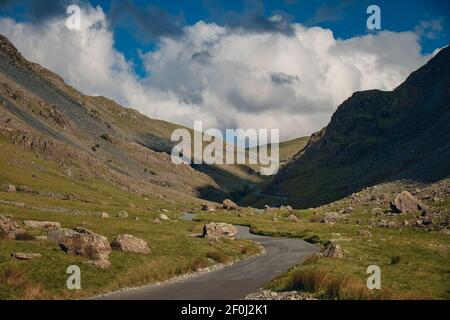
[{"x1": 0, "y1": 4, "x2": 431, "y2": 141}]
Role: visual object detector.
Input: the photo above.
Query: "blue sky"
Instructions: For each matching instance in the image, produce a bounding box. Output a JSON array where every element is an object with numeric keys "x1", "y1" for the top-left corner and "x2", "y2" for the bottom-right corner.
[
  {"x1": 0, "y1": 1, "x2": 448, "y2": 139},
  {"x1": 1, "y1": 0, "x2": 449, "y2": 77}
]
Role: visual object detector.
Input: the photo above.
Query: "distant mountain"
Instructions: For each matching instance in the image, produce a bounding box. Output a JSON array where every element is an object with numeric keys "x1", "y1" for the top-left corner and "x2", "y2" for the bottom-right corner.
[
  {"x1": 0, "y1": 34, "x2": 254, "y2": 203},
  {"x1": 264, "y1": 45, "x2": 450, "y2": 208}
]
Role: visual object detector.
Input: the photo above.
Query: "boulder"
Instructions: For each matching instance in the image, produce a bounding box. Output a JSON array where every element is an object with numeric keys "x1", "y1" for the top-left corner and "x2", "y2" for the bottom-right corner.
[
  {"x1": 222, "y1": 199, "x2": 239, "y2": 210},
  {"x1": 321, "y1": 212, "x2": 341, "y2": 224},
  {"x1": 0, "y1": 215, "x2": 25, "y2": 240},
  {"x1": 11, "y1": 252, "x2": 41, "y2": 260},
  {"x1": 111, "y1": 234, "x2": 150, "y2": 254},
  {"x1": 358, "y1": 229, "x2": 372, "y2": 237},
  {"x1": 6, "y1": 184, "x2": 16, "y2": 193},
  {"x1": 159, "y1": 213, "x2": 170, "y2": 220},
  {"x1": 371, "y1": 207, "x2": 384, "y2": 215},
  {"x1": 48, "y1": 227, "x2": 111, "y2": 268},
  {"x1": 116, "y1": 210, "x2": 129, "y2": 218},
  {"x1": 321, "y1": 242, "x2": 343, "y2": 258},
  {"x1": 23, "y1": 220, "x2": 61, "y2": 229},
  {"x1": 99, "y1": 212, "x2": 109, "y2": 218},
  {"x1": 201, "y1": 204, "x2": 215, "y2": 211},
  {"x1": 202, "y1": 222, "x2": 238, "y2": 239},
  {"x1": 152, "y1": 218, "x2": 162, "y2": 224},
  {"x1": 390, "y1": 191, "x2": 429, "y2": 214},
  {"x1": 288, "y1": 214, "x2": 299, "y2": 222},
  {"x1": 280, "y1": 205, "x2": 293, "y2": 211}
]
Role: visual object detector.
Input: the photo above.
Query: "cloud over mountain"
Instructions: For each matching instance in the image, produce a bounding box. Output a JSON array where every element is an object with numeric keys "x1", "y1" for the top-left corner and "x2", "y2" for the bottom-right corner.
[{"x1": 0, "y1": 3, "x2": 432, "y2": 140}]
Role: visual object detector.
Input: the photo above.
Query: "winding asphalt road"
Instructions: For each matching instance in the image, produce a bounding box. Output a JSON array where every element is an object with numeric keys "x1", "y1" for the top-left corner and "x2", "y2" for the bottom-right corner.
[{"x1": 98, "y1": 214, "x2": 318, "y2": 300}]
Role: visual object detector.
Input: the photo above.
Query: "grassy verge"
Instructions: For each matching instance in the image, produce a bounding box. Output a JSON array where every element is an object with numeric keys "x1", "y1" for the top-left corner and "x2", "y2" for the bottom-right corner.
[
  {"x1": 196, "y1": 204, "x2": 450, "y2": 300},
  {"x1": 0, "y1": 138, "x2": 260, "y2": 299}
]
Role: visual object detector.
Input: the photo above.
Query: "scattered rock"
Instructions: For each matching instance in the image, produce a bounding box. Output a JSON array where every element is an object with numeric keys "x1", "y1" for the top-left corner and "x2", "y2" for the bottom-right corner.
[
  {"x1": 152, "y1": 218, "x2": 162, "y2": 224},
  {"x1": 222, "y1": 199, "x2": 239, "y2": 210},
  {"x1": 116, "y1": 210, "x2": 129, "y2": 218},
  {"x1": 321, "y1": 212, "x2": 342, "y2": 224},
  {"x1": 203, "y1": 222, "x2": 238, "y2": 239},
  {"x1": 23, "y1": 220, "x2": 61, "y2": 229},
  {"x1": 280, "y1": 205, "x2": 293, "y2": 211},
  {"x1": 35, "y1": 235, "x2": 48, "y2": 241},
  {"x1": 264, "y1": 205, "x2": 270, "y2": 213},
  {"x1": 6, "y1": 184, "x2": 16, "y2": 193},
  {"x1": 11, "y1": 252, "x2": 41, "y2": 260},
  {"x1": 390, "y1": 191, "x2": 429, "y2": 214},
  {"x1": 371, "y1": 207, "x2": 384, "y2": 215},
  {"x1": 99, "y1": 212, "x2": 109, "y2": 218},
  {"x1": 358, "y1": 229, "x2": 372, "y2": 237},
  {"x1": 288, "y1": 214, "x2": 299, "y2": 222},
  {"x1": 201, "y1": 204, "x2": 215, "y2": 211},
  {"x1": 48, "y1": 227, "x2": 111, "y2": 268},
  {"x1": 321, "y1": 242, "x2": 344, "y2": 258},
  {"x1": 159, "y1": 213, "x2": 170, "y2": 220},
  {"x1": 245, "y1": 289, "x2": 316, "y2": 300},
  {"x1": 111, "y1": 234, "x2": 150, "y2": 254},
  {"x1": 0, "y1": 214, "x2": 25, "y2": 240}
]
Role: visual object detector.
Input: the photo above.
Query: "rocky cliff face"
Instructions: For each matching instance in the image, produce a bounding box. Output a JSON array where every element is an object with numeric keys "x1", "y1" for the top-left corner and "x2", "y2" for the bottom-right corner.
[{"x1": 265, "y1": 45, "x2": 450, "y2": 208}]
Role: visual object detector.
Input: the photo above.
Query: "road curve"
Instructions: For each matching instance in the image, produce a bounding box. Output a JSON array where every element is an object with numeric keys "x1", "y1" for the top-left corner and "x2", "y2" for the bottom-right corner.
[{"x1": 98, "y1": 214, "x2": 319, "y2": 300}]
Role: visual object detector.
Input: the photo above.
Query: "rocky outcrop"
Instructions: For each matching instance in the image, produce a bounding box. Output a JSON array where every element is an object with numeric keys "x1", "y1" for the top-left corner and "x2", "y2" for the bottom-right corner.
[
  {"x1": 203, "y1": 222, "x2": 238, "y2": 239},
  {"x1": 321, "y1": 242, "x2": 343, "y2": 258},
  {"x1": 159, "y1": 213, "x2": 170, "y2": 220},
  {"x1": 47, "y1": 227, "x2": 111, "y2": 268},
  {"x1": 111, "y1": 234, "x2": 150, "y2": 254},
  {"x1": 390, "y1": 191, "x2": 429, "y2": 214},
  {"x1": 116, "y1": 210, "x2": 129, "y2": 218},
  {"x1": 0, "y1": 215, "x2": 25, "y2": 240},
  {"x1": 11, "y1": 252, "x2": 41, "y2": 260},
  {"x1": 222, "y1": 199, "x2": 239, "y2": 210},
  {"x1": 99, "y1": 212, "x2": 109, "y2": 218},
  {"x1": 23, "y1": 220, "x2": 61, "y2": 229}
]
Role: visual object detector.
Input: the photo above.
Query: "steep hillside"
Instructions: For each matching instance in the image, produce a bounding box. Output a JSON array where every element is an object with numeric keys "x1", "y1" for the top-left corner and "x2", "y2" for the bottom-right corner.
[
  {"x1": 264, "y1": 45, "x2": 450, "y2": 208},
  {"x1": 0, "y1": 34, "x2": 257, "y2": 203}
]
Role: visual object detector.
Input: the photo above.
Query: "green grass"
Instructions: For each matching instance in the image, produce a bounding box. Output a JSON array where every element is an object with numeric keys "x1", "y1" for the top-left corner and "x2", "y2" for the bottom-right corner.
[
  {"x1": 196, "y1": 204, "x2": 450, "y2": 300},
  {"x1": 0, "y1": 136, "x2": 260, "y2": 299}
]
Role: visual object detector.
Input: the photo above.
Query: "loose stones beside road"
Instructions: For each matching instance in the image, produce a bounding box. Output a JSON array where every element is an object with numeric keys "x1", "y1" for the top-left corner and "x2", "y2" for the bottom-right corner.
[
  {"x1": 111, "y1": 234, "x2": 150, "y2": 254},
  {"x1": 23, "y1": 220, "x2": 61, "y2": 229},
  {"x1": 116, "y1": 210, "x2": 129, "y2": 218},
  {"x1": 0, "y1": 214, "x2": 25, "y2": 240},
  {"x1": 203, "y1": 222, "x2": 238, "y2": 239},
  {"x1": 159, "y1": 213, "x2": 170, "y2": 220},
  {"x1": 48, "y1": 227, "x2": 111, "y2": 268}
]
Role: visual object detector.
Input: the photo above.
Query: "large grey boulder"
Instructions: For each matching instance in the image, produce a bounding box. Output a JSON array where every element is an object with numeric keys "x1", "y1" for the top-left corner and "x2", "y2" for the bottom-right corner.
[
  {"x1": 48, "y1": 227, "x2": 111, "y2": 268},
  {"x1": 111, "y1": 234, "x2": 150, "y2": 254},
  {"x1": 390, "y1": 191, "x2": 429, "y2": 214},
  {"x1": 203, "y1": 222, "x2": 238, "y2": 239}
]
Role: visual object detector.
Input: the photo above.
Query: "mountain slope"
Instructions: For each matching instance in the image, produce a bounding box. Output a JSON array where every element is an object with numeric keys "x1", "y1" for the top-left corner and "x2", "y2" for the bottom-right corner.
[
  {"x1": 264, "y1": 45, "x2": 450, "y2": 208},
  {"x1": 0, "y1": 34, "x2": 266, "y2": 203}
]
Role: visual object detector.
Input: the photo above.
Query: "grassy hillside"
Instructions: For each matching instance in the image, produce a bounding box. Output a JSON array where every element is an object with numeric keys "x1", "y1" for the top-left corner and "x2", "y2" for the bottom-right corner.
[
  {"x1": 0, "y1": 134, "x2": 260, "y2": 299},
  {"x1": 195, "y1": 180, "x2": 450, "y2": 299}
]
